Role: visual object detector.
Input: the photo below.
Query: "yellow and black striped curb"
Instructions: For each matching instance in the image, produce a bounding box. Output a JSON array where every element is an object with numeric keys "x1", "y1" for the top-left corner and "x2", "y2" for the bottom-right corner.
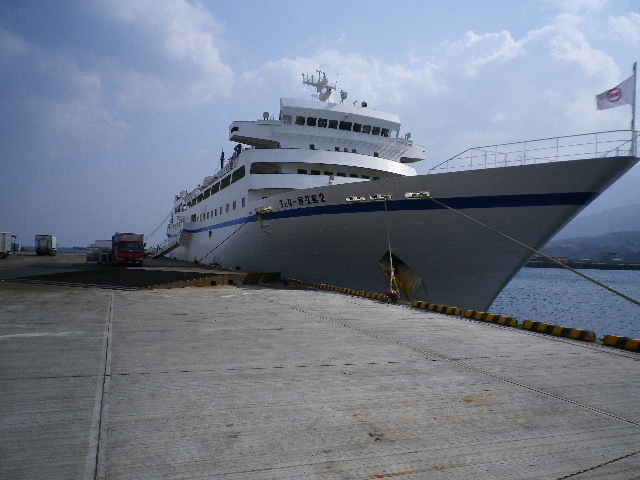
[
  {"x1": 522, "y1": 320, "x2": 596, "y2": 342},
  {"x1": 412, "y1": 301, "x2": 462, "y2": 316},
  {"x1": 302, "y1": 282, "x2": 634, "y2": 348},
  {"x1": 283, "y1": 278, "x2": 305, "y2": 285},
  {"x1": 602, "y1": 335, "x2": 640, "y2": 352},
  {"x1": 463, "y1": 310, "x2": 518, "y2": 327},
  {"x1": 312, "y1": 283, "x2": 389, "y2": 301}
]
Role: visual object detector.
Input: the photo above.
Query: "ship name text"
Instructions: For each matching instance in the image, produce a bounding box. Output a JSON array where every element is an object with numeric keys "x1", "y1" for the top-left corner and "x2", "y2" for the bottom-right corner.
[{"x1": 279, "y1": 193, "x2": 327, "y2": 209}]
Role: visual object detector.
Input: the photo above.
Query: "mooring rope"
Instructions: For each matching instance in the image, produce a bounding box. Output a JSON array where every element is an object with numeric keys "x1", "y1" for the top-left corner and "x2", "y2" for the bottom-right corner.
[
  {"x1": 146, "y1": 210, "x2": 172, "y2": 241},
  {"x1": 427, "y1": 196, "x2": 640, "y2": 308},
  {"x1": 383, "y1": 199, "x2": 398, "y2": 293},
  {"x1": 195, "y1": 219, "x2": 251, "y2": 263}
]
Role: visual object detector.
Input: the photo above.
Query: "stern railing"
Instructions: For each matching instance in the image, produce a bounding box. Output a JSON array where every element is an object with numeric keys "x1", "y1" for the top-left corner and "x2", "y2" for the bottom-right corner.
[{"x1": 428, "y1": 130, "x2": 638, "y2": 174}]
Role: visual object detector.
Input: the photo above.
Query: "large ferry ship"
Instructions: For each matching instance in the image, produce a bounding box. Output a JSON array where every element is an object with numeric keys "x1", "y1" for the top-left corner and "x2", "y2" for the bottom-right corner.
[{"x1": 161, "y1": 71, "x2": 638, "y2": 311}]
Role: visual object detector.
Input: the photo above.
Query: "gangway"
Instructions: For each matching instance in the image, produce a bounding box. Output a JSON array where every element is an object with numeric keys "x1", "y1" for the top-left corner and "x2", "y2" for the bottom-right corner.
[{"x1": 148, "y1": 239, "x2": 180, "y2": 259}]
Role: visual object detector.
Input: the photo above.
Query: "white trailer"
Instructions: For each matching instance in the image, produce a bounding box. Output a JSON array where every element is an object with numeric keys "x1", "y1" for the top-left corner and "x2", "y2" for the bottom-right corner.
[
  {"x1": 0, "y1": 232, "x2": 15, "y2": 258},
  {"x1": 35, "y1": 235, "x2": 57, "y2": 256}
]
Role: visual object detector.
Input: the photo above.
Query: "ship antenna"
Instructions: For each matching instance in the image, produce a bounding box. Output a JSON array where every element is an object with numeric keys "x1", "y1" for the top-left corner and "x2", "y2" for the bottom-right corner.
[{"x1": 302, "y1": 70, "x2": 336, "y2": 101}]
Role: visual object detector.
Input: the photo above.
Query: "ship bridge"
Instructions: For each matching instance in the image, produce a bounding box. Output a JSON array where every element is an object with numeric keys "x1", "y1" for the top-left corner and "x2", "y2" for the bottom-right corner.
[{"x1": 229, "y1": 98, "x2": 425, "y2": 163}]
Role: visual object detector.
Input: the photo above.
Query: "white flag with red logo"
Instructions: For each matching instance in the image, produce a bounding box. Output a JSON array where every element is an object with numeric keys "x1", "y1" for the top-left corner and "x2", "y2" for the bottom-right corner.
[{"x1": 596, "y1": 74, "x2": 636, "y2": 110}]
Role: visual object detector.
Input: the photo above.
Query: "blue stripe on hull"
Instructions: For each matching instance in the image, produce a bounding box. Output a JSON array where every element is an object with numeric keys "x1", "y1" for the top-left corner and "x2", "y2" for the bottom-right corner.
[{"x1": 184, "y1": 191, "x2": 596, "y2": 235}]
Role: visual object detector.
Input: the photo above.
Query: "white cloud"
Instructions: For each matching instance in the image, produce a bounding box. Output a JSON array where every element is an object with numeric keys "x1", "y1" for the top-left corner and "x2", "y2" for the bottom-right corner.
[
  {"x1": 104, "y1": 0, "x2": 234, "y2": 108},
  {"x1": 492, "y1": 113, "x2": 507, "y2": 123},
  {"x1": 254, "y1": 49, "x2": 444, "y2": 109},
  {"x1": 447, "y1": 30, "x2": 524, "y2": 77},
  {"x1": 0, "y1": 29, "x2": 129, "y2": 162},
  {"x1": 609, "y1": 12, "x2": 640, "y2": 44},
  {"x1": 0, "y1": 28, "x2": 27, "y2": 60},
  {"x1": 34, "y1": 60, "x2": 129, "y2": 160},
  {"x1": 522, "y1": 13, "x2": 618, "y2": 78},
  {"x1": 543, "y1": 0, "x2": 607, "y2": 13}
]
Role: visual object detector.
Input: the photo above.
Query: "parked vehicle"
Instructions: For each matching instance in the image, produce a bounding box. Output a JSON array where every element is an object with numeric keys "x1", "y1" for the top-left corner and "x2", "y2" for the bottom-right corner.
[
  {"x1": 0, "y1": 232, "x2": 15, "y2": 259},
  {"x1": 35, "y1": 235, "x2": 57, "y2": 256},
  {"x1": 112, "y1": 232, "x2": 144, "y2": 266}
]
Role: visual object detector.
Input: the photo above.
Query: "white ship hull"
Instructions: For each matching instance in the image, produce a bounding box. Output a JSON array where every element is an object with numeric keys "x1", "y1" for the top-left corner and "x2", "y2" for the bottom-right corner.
[
  {"x1": 168, "y1": 155, "x2": 637, "y2": 311},
  {"x1": 160, "y1": 71, "x2": 638, "y2": 311}
]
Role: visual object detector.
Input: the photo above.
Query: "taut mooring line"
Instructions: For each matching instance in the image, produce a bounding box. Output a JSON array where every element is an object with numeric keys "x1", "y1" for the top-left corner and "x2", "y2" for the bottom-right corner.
[{"x1": 428, "y1": 196, "x2": 640, "y2": 308}]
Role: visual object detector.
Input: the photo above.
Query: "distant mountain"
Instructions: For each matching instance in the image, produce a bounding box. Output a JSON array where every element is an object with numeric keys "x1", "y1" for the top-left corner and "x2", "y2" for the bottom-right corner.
[
  {"x1": 554, "y1": 203, "x2": 640, "y2": 239},
  {"x1": 541, "y1": 231, "x2": 640, "y2": 263}
]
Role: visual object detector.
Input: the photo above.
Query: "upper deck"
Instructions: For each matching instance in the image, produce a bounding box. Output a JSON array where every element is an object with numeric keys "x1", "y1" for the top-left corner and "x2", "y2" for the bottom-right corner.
[{"x1": 229, "y1": 71, "x2": 426, "y2": 163}]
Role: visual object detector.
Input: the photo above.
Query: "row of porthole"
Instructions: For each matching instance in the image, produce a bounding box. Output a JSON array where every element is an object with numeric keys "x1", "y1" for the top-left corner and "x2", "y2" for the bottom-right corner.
[{"x1": 191, "y1": 198, "x2": 247, "y2": 223}]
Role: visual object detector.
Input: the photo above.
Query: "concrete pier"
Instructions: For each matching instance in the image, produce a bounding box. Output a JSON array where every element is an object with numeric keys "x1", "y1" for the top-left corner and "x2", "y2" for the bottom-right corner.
[{"x1": 1, "y1": 257, "x2": 639, "y2": 479}]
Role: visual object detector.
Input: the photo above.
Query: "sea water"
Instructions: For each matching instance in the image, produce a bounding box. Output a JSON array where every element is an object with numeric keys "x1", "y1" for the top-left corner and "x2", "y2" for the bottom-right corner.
[{"x1": 490, "y1": 268, "x2": 640, "y2": 339}]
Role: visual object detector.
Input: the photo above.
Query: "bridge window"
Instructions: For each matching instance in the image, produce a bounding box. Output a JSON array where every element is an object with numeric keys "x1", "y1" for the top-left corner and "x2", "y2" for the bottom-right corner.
[
  {"x1": 306, "y1": 117, "x2": 317, "y2": 126},
  {"x1": 362, "y1": 125, "x2": 371, "y2": 134},
  {"x1": 353, "y1": 123, "x2": 362, "y2": 132},
  {"x1": 381, "y1": 128, "x2": 389, "y2": 137},
  {"x1": 339, "y1": 121, "x2": 352, "y2": 131},
  {"x1": 298, "y1": 168, "x2": 307, "y2": 174},
  {"x1": 328, "y1": 119, "x2": 338, "y2": 129},
  {"x1": 311, "y1": 170, "x2": 320, "y2": 175},
  {"x1": 295, "y1": 116, "x2": 305, "y2": 125},
  {"x1": 372, "y1": 126, "x2": 381, "y2": 135},
  {"x1": 318, "y1": 118, "x2": 327, "y2": 127}
]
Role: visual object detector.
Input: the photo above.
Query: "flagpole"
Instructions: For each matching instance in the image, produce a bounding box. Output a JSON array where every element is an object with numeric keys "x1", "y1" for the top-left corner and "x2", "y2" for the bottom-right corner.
[
  {"x1": 632, "y1": 62, "x2": 637, "y2": 132},
  {"x1": 632, "y1": 62, "x2": 637, "y2": 156}
]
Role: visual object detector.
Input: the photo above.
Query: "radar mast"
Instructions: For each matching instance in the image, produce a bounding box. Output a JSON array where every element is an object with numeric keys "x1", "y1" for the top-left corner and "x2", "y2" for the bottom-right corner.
[{"x1": 302, "y1": 70, "x2": 336, "y2": 102}]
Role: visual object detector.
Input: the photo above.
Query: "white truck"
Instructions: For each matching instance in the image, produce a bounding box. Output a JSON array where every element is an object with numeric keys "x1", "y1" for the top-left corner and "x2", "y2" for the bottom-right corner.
[
  {"x1": 35, "y1": 235, "x2": 57, "y2": 256},
  {"x1": 0, "y1": 232, "x2": 15, "y2": 258}
]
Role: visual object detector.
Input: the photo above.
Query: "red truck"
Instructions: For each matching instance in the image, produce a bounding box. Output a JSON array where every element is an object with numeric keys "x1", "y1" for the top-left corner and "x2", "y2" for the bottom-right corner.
[{"x1": 111, "y1": 232, "x2": 145, "y2": 266}]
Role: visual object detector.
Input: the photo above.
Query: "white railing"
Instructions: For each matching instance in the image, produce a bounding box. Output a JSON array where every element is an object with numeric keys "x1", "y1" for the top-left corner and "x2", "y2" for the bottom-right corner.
[
  {"x1": 428, "y1": 130, "x2": 638, "y2": 174},
  {"x1": 147, "y1": 237, "x2": 179, "y2": 256}
]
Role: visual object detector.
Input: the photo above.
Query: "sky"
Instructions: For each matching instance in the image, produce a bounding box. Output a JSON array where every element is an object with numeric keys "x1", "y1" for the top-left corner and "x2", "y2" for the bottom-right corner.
[{"x1": 1, "y1": 0, "x2": 639, "y2": 248}]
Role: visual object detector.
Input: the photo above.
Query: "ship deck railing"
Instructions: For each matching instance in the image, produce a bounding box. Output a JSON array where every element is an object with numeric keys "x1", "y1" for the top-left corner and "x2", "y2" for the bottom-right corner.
[{"x1": 428, "y1": 130, "x2": 638, "y2": 174}]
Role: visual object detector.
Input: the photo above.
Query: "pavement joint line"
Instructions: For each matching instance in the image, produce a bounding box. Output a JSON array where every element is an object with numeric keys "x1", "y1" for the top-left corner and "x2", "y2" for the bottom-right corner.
[
  {"x1": 253, "y1": 289, "x2": 640, "y2": 430},
  {"x1": 555, "y1": 449, "x2": 640, "y2": 480},
  {"x1": 7, "y1": 279, "x2": 140, "y2": 291},
  {"x1": 84, "y1": 291, "x2": 114, "y2": 480}
]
